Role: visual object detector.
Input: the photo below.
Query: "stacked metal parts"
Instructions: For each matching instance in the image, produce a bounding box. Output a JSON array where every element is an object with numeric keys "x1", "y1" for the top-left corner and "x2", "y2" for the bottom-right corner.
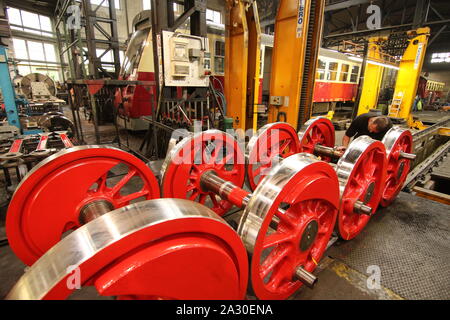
[{"x1": 4, "y1": 118, "x2": 415, "y2": 300}]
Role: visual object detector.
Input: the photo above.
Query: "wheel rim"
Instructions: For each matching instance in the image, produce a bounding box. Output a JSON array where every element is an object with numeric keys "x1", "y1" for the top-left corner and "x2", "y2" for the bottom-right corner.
[
  {"x1": 246, "y1": 122, "x2": 301, "y2": 191},
  {"x1": 238, "y1": 154, "x2": 340, "y2": 300},
  {"x1": 381, "y1": 128, "x2": 413, "y2": 207},
  {"x1": 335, "y1": 136, "x2": 387, "y2": 240},
  {"x1": 6, "y1": 146, "x2": 160, "y2": 266},
  {"x1": 297, "y1": 117, "x2": 335, "y2": 161},
  {"x1": 161, "y1": 130, "x2": 245, "y2": 216},
  {"x1": 6, "y1": 199, "x2": 248, "y2": 300}
]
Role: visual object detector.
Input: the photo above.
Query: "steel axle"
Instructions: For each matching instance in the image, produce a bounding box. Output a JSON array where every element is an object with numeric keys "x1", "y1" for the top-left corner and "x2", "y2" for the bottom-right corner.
[{"x1": 399, "y1": 151, "x2": 416, "y2": 160}]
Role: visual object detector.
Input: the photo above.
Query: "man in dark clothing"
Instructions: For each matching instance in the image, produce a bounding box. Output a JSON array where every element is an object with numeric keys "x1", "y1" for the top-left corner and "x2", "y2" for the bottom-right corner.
[{"x1": 338, "y1": 113, "x2": 393, "y2": 151}]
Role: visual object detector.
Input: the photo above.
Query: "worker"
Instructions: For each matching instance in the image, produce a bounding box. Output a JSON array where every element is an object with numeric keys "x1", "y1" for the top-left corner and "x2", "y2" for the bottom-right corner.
[{"x1": 338, "y1": 113, "x2": 393, "y2": 151}]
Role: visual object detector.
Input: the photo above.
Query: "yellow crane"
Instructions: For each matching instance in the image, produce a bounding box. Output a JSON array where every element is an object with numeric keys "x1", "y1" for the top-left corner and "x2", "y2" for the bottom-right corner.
[
  {"x1": 267, "y1": 0, "x2": 325, "y2": 130},
  {"x1": 388, "y1": 27, "x2": 431, "y2": 129},
  {"x1": 224, "y1": 0, "x2": 261, "y2": 132}
]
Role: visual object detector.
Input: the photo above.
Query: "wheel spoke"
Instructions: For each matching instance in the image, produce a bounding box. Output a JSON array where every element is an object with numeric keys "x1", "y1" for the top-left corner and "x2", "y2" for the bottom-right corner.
[
  {"x1": 263, "y1": 232, "x2": 294, "y2": 249},
  {"x1": 116, "y1": 189, "x2": 149, "y2": 205},
  {"x1": 279, "y1": 140, "x2": 291, "y2": 154},
  {"x1": 260, "y1": 247, "x2": 290, "y2": 279},
  {"x1": 275, "y1": 210, "x2": 297, "y2": 229},
  {"x1": 189, "y1": 191, "x2": 199, "y2": 201},
  {"x1": 96, "y1": 173, "x2": 108, "y2": 192},
  {"x1": 111, "y1": 168, "x2": 137, "y2": 195}
]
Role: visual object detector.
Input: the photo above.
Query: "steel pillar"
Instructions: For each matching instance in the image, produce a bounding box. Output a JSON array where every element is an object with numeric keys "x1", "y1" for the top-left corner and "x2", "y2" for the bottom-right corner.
[{"x1": 0, "y1": 46, "x2": 20, "y2": 130}]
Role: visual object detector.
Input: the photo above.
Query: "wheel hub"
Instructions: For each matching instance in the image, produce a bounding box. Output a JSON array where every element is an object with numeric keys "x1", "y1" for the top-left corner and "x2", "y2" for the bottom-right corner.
[
  {"x1": 363, "y1": 182, "x2": 376, "y2": 204},
  {"x1": 299, "y1": 220, "x2": 319, "y2": 252},
  {"x1": 79, "y1": 200, "x2": 114, "y2": 225}
]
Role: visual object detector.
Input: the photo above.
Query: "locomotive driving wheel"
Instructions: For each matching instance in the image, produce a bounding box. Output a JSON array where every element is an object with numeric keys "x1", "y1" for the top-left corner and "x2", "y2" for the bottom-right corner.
[
  {"x1": 238, "y1": 154, "x2": 340, "y2": 300},
  {"x1": 6, "y1": 199, "x2": 248, "y2": 300},
  {"x1": 161, "y1": 130, "x2": 246, "y2": 216},
  {"x1": 6, "y1": 146, "x2": 160, "y2": 266},
  {"x1": 380, "y1": 127, "x2": 414, "y2": 207},
  {"x1": 297, "y1": 117, "x2": 335, "y2": 161},
  {"x1": 246, "y1": 122, "x2": 301, "y2": 191},
  {"x1": 335, "y1": 136, "x2": 387, "y2": 240}
]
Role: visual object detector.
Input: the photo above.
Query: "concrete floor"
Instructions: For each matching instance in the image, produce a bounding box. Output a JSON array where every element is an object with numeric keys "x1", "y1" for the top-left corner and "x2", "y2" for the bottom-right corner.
[{"x1": 1, "y1": 108, "x2": 449, "y2": 300}]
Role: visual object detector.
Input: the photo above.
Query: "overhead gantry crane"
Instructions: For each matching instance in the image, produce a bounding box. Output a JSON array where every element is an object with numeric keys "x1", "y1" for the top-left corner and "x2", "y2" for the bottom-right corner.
[{"x1": 388, "y1": 27, "x2": 431, "y2": 129}]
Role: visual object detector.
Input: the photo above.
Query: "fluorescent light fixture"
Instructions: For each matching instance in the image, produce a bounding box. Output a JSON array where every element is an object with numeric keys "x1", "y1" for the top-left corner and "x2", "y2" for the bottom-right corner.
[
  {"x1": 348, "y1": 56, "x2": 363, "y2": 62},
  {"x1": 367, "y1": 60, "x2": 400, "y2": 70}
]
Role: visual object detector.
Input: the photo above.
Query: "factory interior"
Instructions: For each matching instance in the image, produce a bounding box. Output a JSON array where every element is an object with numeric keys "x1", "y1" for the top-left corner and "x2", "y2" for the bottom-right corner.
[{"x1": 0, "y1": 0, "x2": 449, "y2": 303}]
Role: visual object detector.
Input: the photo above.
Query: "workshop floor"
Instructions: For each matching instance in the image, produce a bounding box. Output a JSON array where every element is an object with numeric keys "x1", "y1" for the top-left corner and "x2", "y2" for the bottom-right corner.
[{"x1": 1, "y1": 108, "x2": 449, "y2": 300}]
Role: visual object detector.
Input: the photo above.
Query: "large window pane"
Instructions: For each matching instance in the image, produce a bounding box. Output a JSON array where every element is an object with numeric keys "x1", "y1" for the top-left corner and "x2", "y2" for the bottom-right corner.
[
  {"x1": 207, "y1": 9, "x2": 222, "y2": 24},
  {"x1": 142, "y1": 0, "x2": 151, "y2": 10},
  {"x1": 339, "y1": 64, "x2": 349, "y2": 82},
  {"x1": 44, "y1": 43, "x2": 57, "y2": 62},
  {"x1": 17, "y1": 64, "x2": 31, "y2": 76},
  {"x1": 27, "y1": 41, "x2": 45, "y2": 61},
  {"x1": 350, "y1": 65, "x2": 360, "y2": 82},
  {"x1": 316, "y1": 59, "x2": 326, "y2": 80},
  {"x1": 327, "y1": 62, "x2": 338, "y2": 81},
  {"x1": 12, "y1": 38, "x2": 28, "y2": 59},
  {"x1": 21, "y1": 10, "x2": 41, "y2": 34},
  {"x1": 7, "y1": 8, "x2": 22, "y2": 25},
  {"x1": 39, "y1": 15, "x2": 52, "y2": 32}
]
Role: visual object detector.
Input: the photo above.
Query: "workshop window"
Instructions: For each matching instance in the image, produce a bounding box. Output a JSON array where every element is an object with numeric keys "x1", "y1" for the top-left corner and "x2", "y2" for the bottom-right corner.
[
  {"x1": 350, "y1": 65, "x2": 360, "y2": 82},
  {"x1": 12, "y1": 38, "x2": 60, "y2": 80},
  {"x1": 142, "y1": 0, "x2": 151, "y2": 10},
  {"x1": 316, "y1": 59, "x2": 326, "y2": 80},
  {"x1": 214, "y1": 40, "x2": 225, "y2": 74},
  {"x1": 327, "y1": 62, "x2": 338, "y2": 81},
  {"x1": 207, "y1": 9, "x2": 222, "y2": 25},
  {"x1": 339, "y1": 64, "x2": 349, "y2": 82},
  {"x1": 7, "y1": 7, "x2": 53, "y2": 37}
]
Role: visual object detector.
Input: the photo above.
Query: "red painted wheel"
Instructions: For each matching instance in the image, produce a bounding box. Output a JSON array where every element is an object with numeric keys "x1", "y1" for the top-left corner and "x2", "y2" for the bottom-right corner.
[
  {"x1": 161, "y1": 130, "x2": 245, "y2": 216},
  {"x1": 297, "y1": 117, "x2": 335, "y2": 161},
  {"x1": 335, "y1": 136, "x2": 387, "y2": 240},
  {"x1": 6, "y1": 199, "x2": 248, "y2": 300},
  {"x1": 6, "y1": 146, "x2": 160, "y2": 266},
  {"x1": 238, "y1": 154, "x2": 340, "y2": 300},
  {"x1": 380, "y1": 128, "x2": 413, "y2": 207},
  {"x1": 246, "y1": 122, "x2": 301, "y2": 191}
]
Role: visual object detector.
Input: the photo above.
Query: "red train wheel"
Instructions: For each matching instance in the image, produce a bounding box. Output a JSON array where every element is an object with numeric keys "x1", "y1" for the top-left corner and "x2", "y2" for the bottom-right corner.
[
  {"x1": 335, "y1": 136, "x2": 387, "y2": 240},
  {"x1": 297, "y1": 117, "x2": 335, "y2": 161},
  {"x1": 246, "y1": 122, "x2": 301, "y2": 191},
  {"x1": 380, "y1": 128, "x2": 413, "y2": 207},
  {"x1": 6, "y1": 200, "x2": 248, "y2": 300},
  {"x1": 238, "y1": 154, "x2": 340, "y2": 300},
  {"x1": 6, "y1": 146, "x2": 160, "y2": 266},
  {"x1": 161, "y1": 130, "x2": 245, "y2": 216}
]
